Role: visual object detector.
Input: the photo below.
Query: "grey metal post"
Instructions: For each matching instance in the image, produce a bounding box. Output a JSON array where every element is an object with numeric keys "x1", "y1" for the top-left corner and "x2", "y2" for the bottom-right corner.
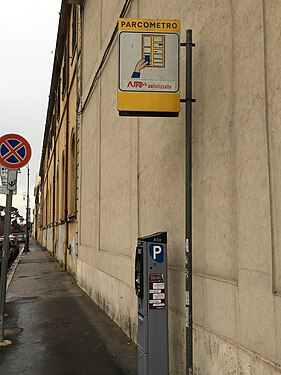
[
  {"x1": 185, "y1": 29, "x2": 195, "y2": 375},
  {"x1": 0, "y1": 189, "x2": 13, "y2": 343},
  {"x1": 25, "y1": 165, "x2": 30, "y2": 252}
]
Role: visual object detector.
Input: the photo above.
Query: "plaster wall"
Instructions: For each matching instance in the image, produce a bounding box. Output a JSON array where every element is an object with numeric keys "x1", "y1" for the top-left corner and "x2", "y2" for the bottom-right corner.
[
  {"x1": 79, "y1": 0, "x2": 281, "y2": 374},
  {"x1": 55, "y1": 224, "x2": 65, "y2": 265},
  {"x1": 42, "y1": 228, "x2": 47, "y2": 249},
  {"x1": 67, "y1": 222, "x2": 78, "y2": 277},
  {"x1": 46, "y1": 227, "x2": 53, "y2": 253}
]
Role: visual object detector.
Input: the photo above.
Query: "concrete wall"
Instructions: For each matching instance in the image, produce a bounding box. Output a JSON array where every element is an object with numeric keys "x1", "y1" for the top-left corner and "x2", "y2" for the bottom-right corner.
[{"x1": 79, "y1": 0, "x2": 281, "y2": 374}]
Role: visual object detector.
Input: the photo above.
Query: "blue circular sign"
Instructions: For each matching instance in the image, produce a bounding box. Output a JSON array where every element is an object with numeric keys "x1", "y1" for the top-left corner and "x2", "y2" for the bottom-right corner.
[{"x1": 0, "y1": 133, "x2": 32, "y2": 169}]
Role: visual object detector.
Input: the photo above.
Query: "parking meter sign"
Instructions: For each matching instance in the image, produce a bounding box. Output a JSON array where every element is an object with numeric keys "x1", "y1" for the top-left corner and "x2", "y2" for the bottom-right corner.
[{"x1": 118, "y1": 18, "x2": 180, "y2": 117}]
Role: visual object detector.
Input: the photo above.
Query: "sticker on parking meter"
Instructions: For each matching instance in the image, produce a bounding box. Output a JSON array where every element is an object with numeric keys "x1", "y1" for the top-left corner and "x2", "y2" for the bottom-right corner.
[
  {"x1": 153, "y1": 283, "x2": 164, "y2": 289},
  {"x1": 149, "y1": 273, "x2": 166, "y2": 309},
  {"x1": 153, "y1": 293, "x2": 165, "y2": 299}
]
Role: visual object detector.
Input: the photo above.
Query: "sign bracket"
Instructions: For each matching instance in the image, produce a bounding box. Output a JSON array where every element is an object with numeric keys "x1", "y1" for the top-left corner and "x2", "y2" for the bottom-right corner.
[{"x1": 180, "y1": 98, "x2": 196, "y2": 103}]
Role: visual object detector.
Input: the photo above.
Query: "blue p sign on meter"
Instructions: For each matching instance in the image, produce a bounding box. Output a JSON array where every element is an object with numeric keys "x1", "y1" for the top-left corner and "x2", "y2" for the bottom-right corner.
[{"x1": 149, "y1": 244, "x2": 164, "y2": 263}]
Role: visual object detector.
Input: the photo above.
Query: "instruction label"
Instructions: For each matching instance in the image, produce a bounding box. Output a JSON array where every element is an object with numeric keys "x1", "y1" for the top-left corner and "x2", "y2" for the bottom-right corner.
[{"x1": 149, "y1": 273, "x2": 166, "y2": 310}]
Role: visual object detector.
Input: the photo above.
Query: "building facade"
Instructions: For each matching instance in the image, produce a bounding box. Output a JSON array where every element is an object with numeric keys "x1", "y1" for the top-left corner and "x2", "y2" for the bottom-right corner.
[
  {"x1": 39, "y1": 0, "x2": 81, "y2": 276},
  {"x1": 37, "y1": 1, "x2": 281, "y2": 374}
]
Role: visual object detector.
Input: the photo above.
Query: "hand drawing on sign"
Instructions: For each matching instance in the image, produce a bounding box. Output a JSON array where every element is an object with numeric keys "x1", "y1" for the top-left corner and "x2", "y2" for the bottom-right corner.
[
  {"x1": 131, "y1": 34, "x2": 166, "y2": 78},
  {"x1": 131, "y1": 58, "x2": 148, "y2": 78}
]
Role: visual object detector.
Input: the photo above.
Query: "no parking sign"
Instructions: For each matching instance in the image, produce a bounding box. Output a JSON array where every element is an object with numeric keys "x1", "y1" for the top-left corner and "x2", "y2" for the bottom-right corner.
[{"x1": 0, "y1": 133, "x2": 31, "y2": 169}]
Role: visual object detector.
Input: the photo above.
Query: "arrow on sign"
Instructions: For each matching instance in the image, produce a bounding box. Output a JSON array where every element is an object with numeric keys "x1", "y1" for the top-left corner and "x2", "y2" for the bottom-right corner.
[{"x1": 7, "y1": 169, "x2": 17, "y2": 191}]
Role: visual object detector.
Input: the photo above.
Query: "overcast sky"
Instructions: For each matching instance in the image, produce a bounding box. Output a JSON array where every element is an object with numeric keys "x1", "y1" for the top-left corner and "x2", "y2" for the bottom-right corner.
[{"x1": 0, "y1": 1, "x2": 61, "y2": 219}]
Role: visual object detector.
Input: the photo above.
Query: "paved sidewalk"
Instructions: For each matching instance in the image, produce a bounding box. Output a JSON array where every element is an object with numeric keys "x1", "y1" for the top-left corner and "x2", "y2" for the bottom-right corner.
[{"x1": 0, "y1": 239, "x2": 137, "y2": 375}]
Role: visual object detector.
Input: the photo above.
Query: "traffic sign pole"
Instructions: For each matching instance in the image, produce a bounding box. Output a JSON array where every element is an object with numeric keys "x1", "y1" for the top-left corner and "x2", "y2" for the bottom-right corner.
[
  {"x1": 24, "y1": 165, "x2": 30, "y2": 252},
  {"x1": 0, "y1": 189, "x2": 13, "y2": 345},
  {"x1": 0, "y1": 133, "x2": 30, "y2": 345}
]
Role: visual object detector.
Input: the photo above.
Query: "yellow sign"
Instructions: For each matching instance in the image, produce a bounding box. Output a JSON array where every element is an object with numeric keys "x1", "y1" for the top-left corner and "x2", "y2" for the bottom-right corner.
[
  {"x1": 118, "y1": 18, "x2": 180, "y2": 33},
  {"x1": 118, "y1": 18, "x2": 180, "y2": 117}
]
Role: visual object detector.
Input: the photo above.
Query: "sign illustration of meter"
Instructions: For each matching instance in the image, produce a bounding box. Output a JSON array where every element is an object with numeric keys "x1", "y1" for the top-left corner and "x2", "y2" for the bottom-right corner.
[
  {"x1": 119, "y1": 31, "x2": 178, "y2": 91},
  {"x1": 118, "y1": 18, "x2": 180, "y2": 116},
  {"x1": 142, "y1": 35, "x2": 165, "y2": 68},
  {"x1": 135, "y1": 232, "x2": 168, "y2": 375}
]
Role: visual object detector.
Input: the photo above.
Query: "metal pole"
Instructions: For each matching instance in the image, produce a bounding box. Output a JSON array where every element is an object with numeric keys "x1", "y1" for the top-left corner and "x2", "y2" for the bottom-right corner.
[
  {"x1": 25, "y1": 165, "x2": 30, "y2": 252},
  {"x1": 185, "y1": 29, "x2": 194, "y2": 375},
  {"x1": 0, "y1": 190, "x2": 13, "y2": 342}
]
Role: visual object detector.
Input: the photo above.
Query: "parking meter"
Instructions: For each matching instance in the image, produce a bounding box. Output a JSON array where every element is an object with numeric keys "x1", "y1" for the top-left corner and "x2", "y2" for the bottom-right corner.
[{"x1": 135, "y1": 232, "x2": 168, "y2": 375}]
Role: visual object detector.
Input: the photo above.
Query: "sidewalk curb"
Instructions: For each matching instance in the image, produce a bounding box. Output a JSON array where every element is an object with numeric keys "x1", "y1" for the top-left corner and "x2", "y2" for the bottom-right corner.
[{"x1": 6, "y1": 246, "x2": 24, "y2": 291}]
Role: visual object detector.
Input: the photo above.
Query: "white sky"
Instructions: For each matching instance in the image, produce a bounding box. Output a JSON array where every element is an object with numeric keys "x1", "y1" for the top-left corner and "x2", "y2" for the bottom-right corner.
[{"x1": 0, "y1": 1, "x2": 61, "y2": 219}]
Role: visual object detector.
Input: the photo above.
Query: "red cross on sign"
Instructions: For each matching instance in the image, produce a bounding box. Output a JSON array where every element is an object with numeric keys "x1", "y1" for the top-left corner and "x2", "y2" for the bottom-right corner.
[{"x1": 0, "y1": 134, "x2": 32, "y2": 169}]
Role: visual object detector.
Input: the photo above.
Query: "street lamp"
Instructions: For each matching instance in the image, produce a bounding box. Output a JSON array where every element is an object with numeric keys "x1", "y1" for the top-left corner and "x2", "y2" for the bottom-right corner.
[{"x1": 24, "y1": 164, "x2": 30, "y2": 252}]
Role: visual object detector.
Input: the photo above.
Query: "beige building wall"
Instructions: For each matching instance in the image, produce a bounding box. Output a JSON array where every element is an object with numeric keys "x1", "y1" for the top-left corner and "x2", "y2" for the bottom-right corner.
[
  {"x1": 75, "y1": 0, "x2": 281, "y2": 374},
  {"x1": 39, "y1": 2, "x2": 81, "y2": 276}
]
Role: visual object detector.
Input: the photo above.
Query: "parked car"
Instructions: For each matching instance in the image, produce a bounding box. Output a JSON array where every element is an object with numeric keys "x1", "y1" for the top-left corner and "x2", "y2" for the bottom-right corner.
[
  {"x1": 17, "y1": 233, "x2": 26, "y2": 243},
  {"x1": 0, "y1": 245, "x2": 2, "y2": 276},
  {"x1": 8, "y1": 236, "x2": 19, "y2": 266},
  {"x1": 0, "y1": 235, "x2": 19, "y2": 274}
]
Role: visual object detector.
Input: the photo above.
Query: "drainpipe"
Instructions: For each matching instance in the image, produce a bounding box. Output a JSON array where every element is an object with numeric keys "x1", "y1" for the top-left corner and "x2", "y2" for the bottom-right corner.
[
  {"x1": 64, "y1": 109, "x2": 69, "y2": 270},
  {"x1": 64, "y1": 16, "x2": 70, "y2": 271},
  {"x1": 53, "y1": 143, "x2": 56, "y2": 256},
  {"x1": 75, "y1": 3, "x2": 83, "y2": 253}
]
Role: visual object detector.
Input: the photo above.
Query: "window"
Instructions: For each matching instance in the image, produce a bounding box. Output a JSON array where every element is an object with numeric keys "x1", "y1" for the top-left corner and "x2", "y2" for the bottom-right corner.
[
  {"x1": 56, "y1": 80, "x2": 61, "y2": 120},
  {"x1": 56, "y1": 166, "x2": 60, "y2": 222},
  {"x1": 61, "y1": 153, "x2": 65, "y2": 221},
  {"x1": 72, "y1": 5, "x2": 77, "y2": 57},
  {"x1": 62, "y1": 48, "x2": 67, "y2": 96},
  {"x1": 69, "y1": 131, "x2": 76, "y2": 216},
  {"x1": 51, "y1": 114, "x2": 56, "y2": 139}
]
